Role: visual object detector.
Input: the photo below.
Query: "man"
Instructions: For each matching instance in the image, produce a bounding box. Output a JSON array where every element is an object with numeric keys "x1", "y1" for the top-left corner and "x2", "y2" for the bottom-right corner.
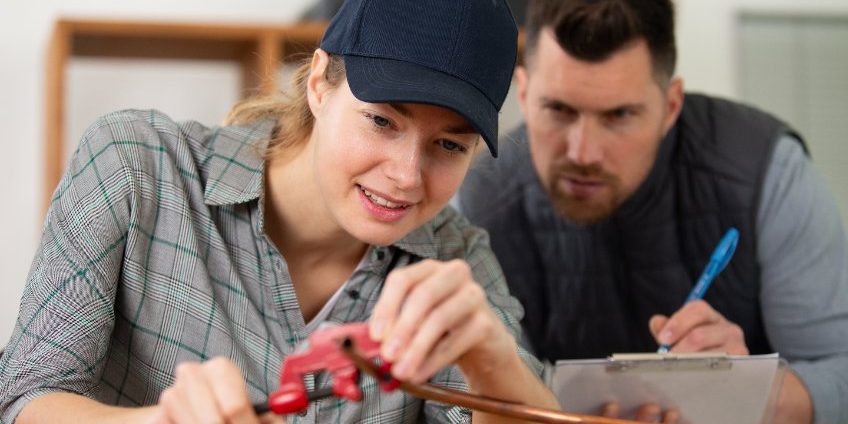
[{"x1": 459, "y1": 1, "x2": 848, "y2": 423}]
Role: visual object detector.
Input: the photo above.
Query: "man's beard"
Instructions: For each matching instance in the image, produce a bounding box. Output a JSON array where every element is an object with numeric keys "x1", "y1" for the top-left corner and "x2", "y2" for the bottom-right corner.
[{"x1": 546, "y1": 161, "x2": 622, "y2": 225}]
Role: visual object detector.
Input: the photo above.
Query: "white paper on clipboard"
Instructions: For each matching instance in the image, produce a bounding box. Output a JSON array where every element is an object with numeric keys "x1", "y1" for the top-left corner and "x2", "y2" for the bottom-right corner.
[{"x1": 546, "y1": 353, "x2": 786, "y2": 424}]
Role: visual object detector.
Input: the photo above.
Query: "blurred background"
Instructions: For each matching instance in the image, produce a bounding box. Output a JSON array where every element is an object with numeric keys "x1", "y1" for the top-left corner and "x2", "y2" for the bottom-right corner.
[{"x1": 1, "y1": 0, "x2": 847, "y2": 345}]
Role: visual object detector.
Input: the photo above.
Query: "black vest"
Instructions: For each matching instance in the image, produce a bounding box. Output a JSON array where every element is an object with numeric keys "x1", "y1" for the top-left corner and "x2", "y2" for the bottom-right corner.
[{"x1": 460, "y1": 94, "x2": 804, "y2": 360}]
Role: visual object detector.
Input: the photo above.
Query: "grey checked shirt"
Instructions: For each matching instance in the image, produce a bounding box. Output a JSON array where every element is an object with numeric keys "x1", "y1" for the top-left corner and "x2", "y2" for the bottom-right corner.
[{"x1": 0, "y1": 110, "x2": 539, "y2": 423}]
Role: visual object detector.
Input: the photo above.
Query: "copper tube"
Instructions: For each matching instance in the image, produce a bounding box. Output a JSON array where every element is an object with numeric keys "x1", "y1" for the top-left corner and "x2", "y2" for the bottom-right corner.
[{"x1": 340, "y1": 339, "x2": 643, "y2": 424}]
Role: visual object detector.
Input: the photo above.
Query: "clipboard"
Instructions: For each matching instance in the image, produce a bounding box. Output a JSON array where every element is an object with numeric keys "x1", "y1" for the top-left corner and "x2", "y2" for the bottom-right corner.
[{"x1": 545, "y1": 353, "x2": 787, "y2": 424}]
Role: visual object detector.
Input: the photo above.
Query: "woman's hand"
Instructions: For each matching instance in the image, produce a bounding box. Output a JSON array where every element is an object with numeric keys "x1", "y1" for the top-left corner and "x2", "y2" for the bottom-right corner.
[
  {"x1": 368, "y1": 259, "x2": 517, "y2": 384},
  {"x1": 147, "y1": 357, "x2": 285, "y2": 424}
]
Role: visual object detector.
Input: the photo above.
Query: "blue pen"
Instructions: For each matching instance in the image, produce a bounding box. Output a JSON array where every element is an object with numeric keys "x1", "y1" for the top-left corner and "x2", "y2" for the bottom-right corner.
[{"x1": 657, "y1": 227, "x2": 740, "y2": 353}]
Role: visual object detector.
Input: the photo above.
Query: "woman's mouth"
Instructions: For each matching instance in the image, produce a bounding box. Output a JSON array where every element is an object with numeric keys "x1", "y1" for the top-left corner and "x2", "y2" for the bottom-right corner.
[
  {"x1": 358, "y1": 185, "x2": 414, "y2": 222},
  {"x1": 360, "y1": 186, "x2": 410, "y2": 209}
]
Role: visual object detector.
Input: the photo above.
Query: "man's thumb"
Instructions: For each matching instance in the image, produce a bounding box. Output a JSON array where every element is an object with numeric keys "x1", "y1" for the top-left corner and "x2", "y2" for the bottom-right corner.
[{"x1": 649, "y1": 314, "x2": 669, "y2": 338}]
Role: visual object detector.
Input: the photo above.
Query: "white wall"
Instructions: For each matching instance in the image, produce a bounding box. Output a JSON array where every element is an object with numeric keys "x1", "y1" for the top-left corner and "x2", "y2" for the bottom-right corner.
[
  {"x1": 676, "y1": 0, "x2": 848, "y2": 226},
  {"x1": 676, "y1": 0, "x2": 848, "y2": 98},
  {"x1": 0, "y1": 0, "x2": 314, "y2": 347},
  {"x1": 2, "y1": 0, "x2": 848, "y2": 346}
]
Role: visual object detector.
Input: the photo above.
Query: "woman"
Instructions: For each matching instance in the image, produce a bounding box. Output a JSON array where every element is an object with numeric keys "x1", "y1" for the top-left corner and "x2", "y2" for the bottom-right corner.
[{"x1": 0, "y1": 0, "x2": 559, "y2": 422}]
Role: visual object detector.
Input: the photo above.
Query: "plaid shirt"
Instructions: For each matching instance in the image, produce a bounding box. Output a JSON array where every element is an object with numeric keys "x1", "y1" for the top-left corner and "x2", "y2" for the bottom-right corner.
[{"x1": 0, "y1": 110, "x2": 539, "y2": 423}]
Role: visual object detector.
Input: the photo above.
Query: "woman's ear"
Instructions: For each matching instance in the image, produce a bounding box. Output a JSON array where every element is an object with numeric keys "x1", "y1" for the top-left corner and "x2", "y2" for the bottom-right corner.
[{"x1": 306, "y1": 49, "x2": 332, "y2": 117}]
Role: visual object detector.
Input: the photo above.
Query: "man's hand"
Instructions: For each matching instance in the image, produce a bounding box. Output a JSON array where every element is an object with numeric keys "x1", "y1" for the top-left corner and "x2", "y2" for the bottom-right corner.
[
  {"x1": 601, "y1": 402, "x2": 679, "y2": 423},
  {"x1": 649, "y1": 300, "x2": 748, "y2": 354},
  {"x1": 650, "y1": 301, "x2": 815, "y2": 424}
]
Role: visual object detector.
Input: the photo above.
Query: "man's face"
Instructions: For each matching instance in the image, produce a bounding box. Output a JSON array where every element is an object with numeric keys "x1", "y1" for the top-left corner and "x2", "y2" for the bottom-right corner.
[{"x1": 516, "y1": 29, "x2": 682, "y2": 224}]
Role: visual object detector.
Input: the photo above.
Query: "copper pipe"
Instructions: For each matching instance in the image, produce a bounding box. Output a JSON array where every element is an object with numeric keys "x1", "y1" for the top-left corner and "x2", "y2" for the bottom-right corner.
[{"x1": 340, "y1": 339, "x2": 642, "y2": 424}]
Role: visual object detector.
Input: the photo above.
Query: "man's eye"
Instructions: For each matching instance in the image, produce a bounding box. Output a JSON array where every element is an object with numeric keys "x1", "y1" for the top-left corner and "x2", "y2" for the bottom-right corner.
[
  {"x1": 546, "y1": 103, "x2": 565, "y2": 113},
  {"x1": 544, "y1": 103, "x2": 576, "y2": 118},
  {"x1": 609, "y1": 108, "x2": 633, "y2": 120}
]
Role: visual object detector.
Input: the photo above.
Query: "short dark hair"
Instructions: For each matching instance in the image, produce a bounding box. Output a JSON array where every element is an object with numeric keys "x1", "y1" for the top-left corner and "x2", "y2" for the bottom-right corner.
[{"x1": 523, "y1": 0, "x2": 677, "y2": 82}]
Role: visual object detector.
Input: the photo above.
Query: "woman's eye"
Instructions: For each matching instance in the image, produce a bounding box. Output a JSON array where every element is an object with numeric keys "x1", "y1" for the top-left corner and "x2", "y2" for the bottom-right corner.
[
  {"x1": 362, "y1": 112, "x2": 393, "y2": 130},
  {"x1": 438, "y1": 139, "x2": 468, "y2": 154},
  {"x1": 370, "y1": 114, "x2": 390, "y2": 128}
]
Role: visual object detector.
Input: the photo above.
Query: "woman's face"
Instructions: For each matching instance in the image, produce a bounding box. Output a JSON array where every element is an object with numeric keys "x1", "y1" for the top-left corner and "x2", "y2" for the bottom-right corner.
[{"x1": 307, "y1": 53, "x2": 480, "y2": 246}]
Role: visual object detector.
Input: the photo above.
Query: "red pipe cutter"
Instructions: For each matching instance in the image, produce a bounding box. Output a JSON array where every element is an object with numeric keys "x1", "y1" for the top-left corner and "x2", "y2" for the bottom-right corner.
[
  {"x1": 260, "y1": 323, "x2": 399, "y2": 415},
  {"x1": 254, "y1": 322, "x2": 643, "y2": 423}
]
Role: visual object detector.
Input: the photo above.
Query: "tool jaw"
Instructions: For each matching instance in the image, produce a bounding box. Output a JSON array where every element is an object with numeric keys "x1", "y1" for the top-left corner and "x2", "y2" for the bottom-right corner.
[{"x1": 267, "y1": 323, "x2": 390, "y2": 414}]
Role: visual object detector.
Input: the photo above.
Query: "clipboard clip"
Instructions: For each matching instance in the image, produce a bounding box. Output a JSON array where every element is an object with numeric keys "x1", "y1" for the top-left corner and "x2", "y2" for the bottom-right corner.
[{"x1": 606, "y1": 352, "x2": 732, "y2": 372}]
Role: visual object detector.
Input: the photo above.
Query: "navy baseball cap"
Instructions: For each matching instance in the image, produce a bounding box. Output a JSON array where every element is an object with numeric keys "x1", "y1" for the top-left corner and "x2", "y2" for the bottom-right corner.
[{"x1": 320, "y1": 0, "x2": 518, "y2": 157}]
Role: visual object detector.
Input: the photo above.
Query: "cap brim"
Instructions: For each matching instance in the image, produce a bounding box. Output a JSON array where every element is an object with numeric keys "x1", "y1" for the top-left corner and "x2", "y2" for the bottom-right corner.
[{"x1": 343, "y1": 55, "x2": 499, "y2": 157}]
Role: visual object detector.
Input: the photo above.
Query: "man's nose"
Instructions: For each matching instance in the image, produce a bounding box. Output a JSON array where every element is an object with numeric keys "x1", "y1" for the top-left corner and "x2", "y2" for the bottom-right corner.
[{"x1": 565, "y1": 117, "x2": 603, "y2": 165}]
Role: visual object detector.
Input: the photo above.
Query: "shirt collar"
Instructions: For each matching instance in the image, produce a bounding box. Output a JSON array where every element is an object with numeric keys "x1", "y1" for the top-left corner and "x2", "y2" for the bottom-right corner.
[
  {"x1": 390, "y1": 211, "x2": 443, "y2": 260},
  {"x1": 203, "y1": 119, "x2": 275, "y2": 206}
]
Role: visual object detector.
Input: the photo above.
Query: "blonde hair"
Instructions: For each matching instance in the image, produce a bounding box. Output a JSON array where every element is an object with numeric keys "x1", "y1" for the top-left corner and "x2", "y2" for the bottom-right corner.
[{"x1": 224, "y1": 54, "x2": 346, "y2": 157}]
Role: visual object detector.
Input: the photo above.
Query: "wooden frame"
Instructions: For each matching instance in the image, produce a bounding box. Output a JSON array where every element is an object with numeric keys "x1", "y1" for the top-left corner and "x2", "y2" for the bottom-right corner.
[{"x1": 44, "y1": 18, "x2": 326, "y2": 211}]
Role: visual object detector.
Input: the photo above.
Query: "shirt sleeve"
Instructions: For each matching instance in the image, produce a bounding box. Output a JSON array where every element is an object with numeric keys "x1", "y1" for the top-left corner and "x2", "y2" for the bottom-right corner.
[
  {"x1": 0, "y1": 115, "x2": 133, "y2": 422},
  {"x1": 756, "y1": 134, "x2": 848, "y2": 424},
  {"x1": 421, "y1": 212, "x2": 544, "y2": 423}
]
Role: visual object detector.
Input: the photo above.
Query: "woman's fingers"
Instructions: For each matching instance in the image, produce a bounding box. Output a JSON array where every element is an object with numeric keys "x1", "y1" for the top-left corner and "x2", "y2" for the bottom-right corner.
[
  {"x1": 188, "y1": 365, "x2": 230, "y2": 423},
  {"x1": 409, "y1": 308, "x2": 493, "y2": 383},
  {"x1": 161, "y1": 362, "x2": 220, "y2": 423},
  {"x1": 259, "y1": 412, "x2": 288, "y2": 424},
  {"x1": 369, "y1": 258, "x2": 509, "y2": 384},
  {"x1": 393, "y1": 282, "x2": 487, "y2": 380},
  {"x1": 370, "y1": 259, "x2": 443, "y2": 341},
  {"x1": 204, "y1": 357, "x2": 258, "y2": 424},
  {"x1": 393, "y1": 276, "x2": 486, "y2": 379},
  {"x1": 380, "y1": 261, "x2": 467, "y2": 361},
  {"x1": 372, "y1": 260, "x2": 468, "y2": 358},
  {"x1": 158, "y1": 357, "x2": 261, "y2": 424}
]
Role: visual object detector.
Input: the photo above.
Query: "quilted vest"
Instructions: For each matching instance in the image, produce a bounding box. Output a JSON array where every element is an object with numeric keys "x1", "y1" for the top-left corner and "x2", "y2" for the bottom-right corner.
[{"x1": 461, "y1": 94, "x2": 804, "y2": 360}]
